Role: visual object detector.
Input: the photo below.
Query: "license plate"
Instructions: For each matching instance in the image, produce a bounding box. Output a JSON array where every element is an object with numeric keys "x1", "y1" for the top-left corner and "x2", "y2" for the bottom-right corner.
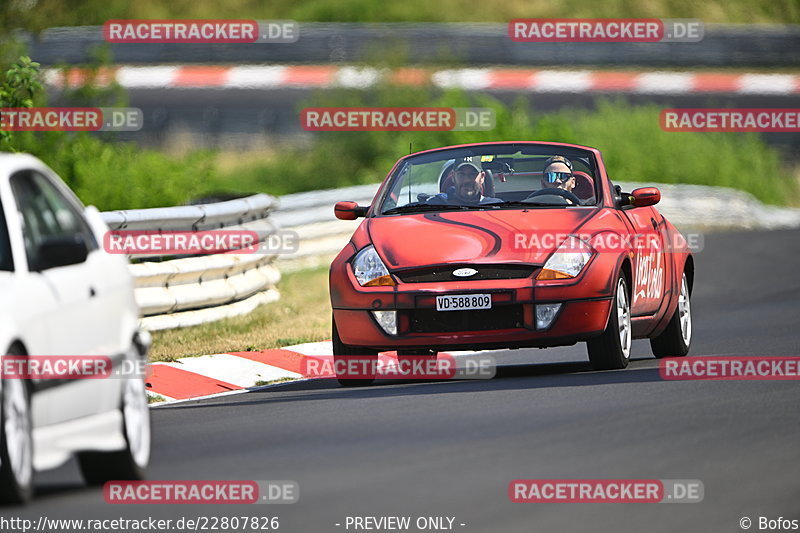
[{"x1": 436, "y1": 294, "x2": 492, "y2": 312}]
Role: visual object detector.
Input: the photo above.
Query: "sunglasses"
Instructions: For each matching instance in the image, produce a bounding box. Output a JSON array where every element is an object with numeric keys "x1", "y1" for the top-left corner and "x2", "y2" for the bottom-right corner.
[
  {"x1": 455, "y1": 170, "x2": 480, "y2": 179},
  {"x1": 545, "y1": 171, "x2": 574, "y2": 184}
]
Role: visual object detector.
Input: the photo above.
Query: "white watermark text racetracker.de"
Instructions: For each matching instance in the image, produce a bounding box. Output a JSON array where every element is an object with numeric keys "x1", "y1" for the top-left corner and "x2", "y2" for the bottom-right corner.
[
  {"x1": 0, "y1": 107, "x2": 143, "y2": 131},
  {"x1": 303, "y1": 353, "x2": 497, "y2": 380},
  {"x1": 103, "y1": 229, "x2": 299, "y2": 256},
  {"x1": 301, "y1": 107, "x2": 495, "y2": 131},
  {"x1": 509, "y1": 479, "x2": 704, "y2": 503},
  {"x1": 104, "y1": 480, "x2": 298, "y2": 504},
  {"x1": 103, "y1": 19, "x2": 298, "y2": 43},
  {"x1": 509, "y1": 18, "x2": 703, "y2": 43},
  {"x1": 661, "y1": 109, "x2": 800, "y2": 132}
]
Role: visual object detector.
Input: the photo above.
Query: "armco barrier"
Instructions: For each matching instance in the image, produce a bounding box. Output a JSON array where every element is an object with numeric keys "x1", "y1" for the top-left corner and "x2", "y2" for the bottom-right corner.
[
  {"x1": 101, "y1": 194, "x2": 281, "y2": 331},
  {"x1": 271, "y1": 181, "x2": 800, "y2": 271},
  {"x1": 103, "y1": 184, "x2": 800, "y2": 329},
  {"x1": 23, "y1": 23, "x2": 800, "y2": 68}
]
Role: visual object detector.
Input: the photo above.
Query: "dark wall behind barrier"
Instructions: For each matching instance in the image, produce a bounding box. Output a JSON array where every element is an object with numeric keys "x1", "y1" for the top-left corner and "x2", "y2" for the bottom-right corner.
[{"x1": 22, "y1": 23, "x2": 800, "y2": 67}]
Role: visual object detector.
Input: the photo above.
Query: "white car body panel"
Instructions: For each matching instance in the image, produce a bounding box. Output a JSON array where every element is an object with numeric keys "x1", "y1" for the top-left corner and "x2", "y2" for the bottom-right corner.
[{"x1": 0, "y1": 153, "x2": 146, "y2": 474}]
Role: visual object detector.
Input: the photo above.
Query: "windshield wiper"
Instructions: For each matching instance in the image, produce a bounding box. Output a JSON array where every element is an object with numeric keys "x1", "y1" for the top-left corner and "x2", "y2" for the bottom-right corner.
[{"x1": 382, "y1": 203, "x2": 477, "y2": 215}]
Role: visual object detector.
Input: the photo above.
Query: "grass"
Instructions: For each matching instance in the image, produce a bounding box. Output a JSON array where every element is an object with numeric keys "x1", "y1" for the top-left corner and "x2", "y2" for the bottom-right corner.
[
  {"x1": 149, "y1": 266, "x2": 331, "y2": 362},
  {"x1": 253, "y1": 377, "x2": 297, "y2": 387},
  {"x1": 5, "y1": 0, "x2": 798, "y2": 28}
]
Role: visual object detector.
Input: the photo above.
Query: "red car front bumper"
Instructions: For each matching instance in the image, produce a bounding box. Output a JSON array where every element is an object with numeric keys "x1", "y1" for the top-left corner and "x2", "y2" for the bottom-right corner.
[{"x1": 330, "y1": 252, "x2": 620, "y2": 351}]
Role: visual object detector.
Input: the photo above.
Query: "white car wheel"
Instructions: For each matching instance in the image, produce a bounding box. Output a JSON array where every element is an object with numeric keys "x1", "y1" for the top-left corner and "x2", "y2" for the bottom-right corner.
[
  {"x1": 0, "y1": 357, "x2": 34, "y2": 503},
  {"x1": 77, "y1": 346, "x2": 150, "y2": 485},
  {"x1": 123, "y1": 371, "x2": 151, "y2": 469},
  {"x1": 651, "y1": 271, "x2": 693, "y2": 358},
  {"x1": 587, "y1": 274, "x2": 632, "y2": 370}
]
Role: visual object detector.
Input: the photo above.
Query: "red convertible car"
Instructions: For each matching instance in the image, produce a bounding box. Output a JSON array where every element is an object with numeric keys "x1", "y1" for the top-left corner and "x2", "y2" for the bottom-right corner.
[{"x1": 330, "y1": 142, "x2": 693, "y2": 386}]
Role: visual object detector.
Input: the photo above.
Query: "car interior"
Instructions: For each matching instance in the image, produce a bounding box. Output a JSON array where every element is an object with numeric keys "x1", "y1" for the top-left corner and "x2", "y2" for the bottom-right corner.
[{"x1": 437, "y1": 156, "x2": 597, "y2": 204}]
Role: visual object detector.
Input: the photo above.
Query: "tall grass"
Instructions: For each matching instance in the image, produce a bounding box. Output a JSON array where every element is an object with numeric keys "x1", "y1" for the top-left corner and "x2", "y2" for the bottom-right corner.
[{"x1": 3, "y1": 0, "x2": 797, "y2": 29}]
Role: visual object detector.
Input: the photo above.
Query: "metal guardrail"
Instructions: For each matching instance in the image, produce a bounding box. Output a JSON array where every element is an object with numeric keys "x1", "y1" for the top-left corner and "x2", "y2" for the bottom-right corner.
[
  {"x1": 271, "y1": 181, "x2": 800, "y2": 271},
  {"x1": 102, "y1": 194, "x2": 282, "y2": 331},
  {"x1": 22, "y1": 23, "x2": 800, "y2": 68},
  {"x1": 101, "y1": 183, "x2": 800, "y2": 329}
]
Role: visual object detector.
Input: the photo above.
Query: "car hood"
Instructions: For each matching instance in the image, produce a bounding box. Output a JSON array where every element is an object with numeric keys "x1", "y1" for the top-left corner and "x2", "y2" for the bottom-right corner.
[{"x1": 367, "y1": 208, "x2": 597, "y2": 269}]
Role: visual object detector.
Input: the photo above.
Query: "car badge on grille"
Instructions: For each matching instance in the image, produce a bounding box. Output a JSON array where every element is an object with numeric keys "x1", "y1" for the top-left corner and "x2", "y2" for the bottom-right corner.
[{"x1": 452, "y1": 268, "x2": 478, "y2": 278}]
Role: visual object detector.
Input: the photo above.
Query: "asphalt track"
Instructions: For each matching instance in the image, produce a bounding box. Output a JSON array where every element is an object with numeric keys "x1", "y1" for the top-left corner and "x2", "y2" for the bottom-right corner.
[{"x1": 6, "y1": 228, "x2": 800, "y2": 532}]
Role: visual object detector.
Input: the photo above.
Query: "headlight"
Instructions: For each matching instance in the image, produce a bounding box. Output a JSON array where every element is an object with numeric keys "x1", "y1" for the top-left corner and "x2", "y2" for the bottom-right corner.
[
  {"x1": 537, "y1": 235, "x2": 594, "y2": 280},
  {"x1": 352, "y1": 245, "x2": 396, "y2": 287}
]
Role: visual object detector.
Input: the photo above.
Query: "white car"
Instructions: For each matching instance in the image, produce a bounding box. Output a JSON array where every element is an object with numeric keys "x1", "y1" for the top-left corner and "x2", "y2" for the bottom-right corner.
[{"x1": 0, "y1": 153, "x2": 150, "y2": 504}]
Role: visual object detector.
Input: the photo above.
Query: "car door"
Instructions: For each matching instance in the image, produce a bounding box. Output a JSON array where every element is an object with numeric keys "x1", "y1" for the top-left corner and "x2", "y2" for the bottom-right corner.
[
  {"x1": 620, "y1": 204, "x2": 668, "y2": 317},
  {"x1": 9, "y1": 170, "x2": 109, "y2": 425}
]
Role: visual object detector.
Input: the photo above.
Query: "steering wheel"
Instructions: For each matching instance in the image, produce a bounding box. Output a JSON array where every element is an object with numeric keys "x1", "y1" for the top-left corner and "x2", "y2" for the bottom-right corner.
[{"x1": 526, "y1": 188, "x2": 582, "y2": 205}]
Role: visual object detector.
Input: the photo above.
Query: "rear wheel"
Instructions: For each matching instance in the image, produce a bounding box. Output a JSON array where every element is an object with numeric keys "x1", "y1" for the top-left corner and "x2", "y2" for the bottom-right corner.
[
  {"x1": 650, "y1": 272, "x2": 692, "y2": 358},
  {"x1": 78, "y1": 349, "x2": 150, "y2": 485},
  {"x1": 0, "y1": 348, "x2": 34, "y2": 504},
  {"x1": 587, "y1": 275, "x2": 632, "y2": 370},
  {"x1": 332, "y1": 319, "x2": 378, "y2": 387}
]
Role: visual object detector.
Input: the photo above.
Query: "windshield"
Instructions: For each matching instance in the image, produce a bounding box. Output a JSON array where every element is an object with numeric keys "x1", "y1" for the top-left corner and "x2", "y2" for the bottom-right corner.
[{"x1": 378, "y1": 144, "x2": 599, "y2": 215}]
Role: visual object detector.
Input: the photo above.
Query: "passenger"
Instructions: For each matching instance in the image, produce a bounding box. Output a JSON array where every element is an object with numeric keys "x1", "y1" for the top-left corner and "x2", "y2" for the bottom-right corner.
[{"x1": 427, "y1": 162, "x2": 501, "y2": 205}]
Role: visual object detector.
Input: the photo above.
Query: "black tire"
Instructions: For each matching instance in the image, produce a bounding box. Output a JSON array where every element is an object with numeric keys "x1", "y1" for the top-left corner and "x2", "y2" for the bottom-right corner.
[
  {"x1": 0, "y1": 348, "x2": 34, "y2": 504},
  {"x1": 332, "y1": 318, "x2": 378, "y2": 387},
  {"x1": 78, "y1": 350, "x2": 150, "y2": 485},
  {"x1": 650, "y1": 271, "x2": 692, "y2": 358},
  {"x1": 587, "y1": 274, "x2": 632, "y2": 370}
]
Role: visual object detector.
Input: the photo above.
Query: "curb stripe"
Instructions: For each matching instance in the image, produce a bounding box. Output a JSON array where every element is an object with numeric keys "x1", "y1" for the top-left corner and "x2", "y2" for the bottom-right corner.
[
  {"x1": 485, "y1": 69, "x2": 537, "y2": 89},
  {"x1": 172, "y1": 66, "x2": 232, "y2": 87},
  {"x1": 282, "y1": 65, "x2": 337, "y2": 86},
  {"x1": 148, "y1": 342, "x2": 467, "y2": 404},
  {"x1": 45, "y1": 65, "x2": 800, "y2": 95},
  {"x1": 146, "y1": 363, "x2": 242, "y2": 400},
  {"x1": 589, "y1": 72, "x2": 639, "y2": 91},
  {"x1": 230, "y1": 349, "x2": 322, "y2": 375},
  {"x1": 691, "y1": 73, "x2": 742, "y2": 93},
  {"x1": 390, "y1": 68, "x2": 430, "y2": 86}
]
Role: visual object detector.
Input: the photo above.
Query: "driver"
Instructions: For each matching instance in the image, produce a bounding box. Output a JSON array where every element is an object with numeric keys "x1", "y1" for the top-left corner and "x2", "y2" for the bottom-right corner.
[
  {"x1": 427, "y1": 161, "x2": 501, "y2": 205},
  {"x1": 541, "y1": 155, "x2": 576, "y2": 194},
  {"x1": 528, "y1": 155, "x2": 581, "y2": 205}
]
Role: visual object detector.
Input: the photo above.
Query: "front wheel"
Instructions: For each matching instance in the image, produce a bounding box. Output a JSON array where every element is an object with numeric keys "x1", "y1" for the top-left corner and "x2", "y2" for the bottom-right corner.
[
  {"x1": 332, "y1": 318, "x2": 378, "y2": 387},
  {"x1": 0, "y1": 351, "x2": 34, "y2": 504},
  {"x1": 587, "y1": 275, "x2": 632, "y2": 370},
  {"x1": 78, "y1": 349, "x2": 151, "y2": 485},
  {"x1": 650, "y1": 271, "x2": 692, "y2": 358}
]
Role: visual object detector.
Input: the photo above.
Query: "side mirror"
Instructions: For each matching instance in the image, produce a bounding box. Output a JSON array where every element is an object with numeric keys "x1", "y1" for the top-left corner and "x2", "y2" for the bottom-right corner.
[
  {"x1": 629, "y1": 187, "x2": 661, "y2": 208},
  {"x1": 35, "y1": 235, "x2": 89, "y2": 271},
  {"x1": 334, "y1": 201, "x2": 368, "y2": 220}
]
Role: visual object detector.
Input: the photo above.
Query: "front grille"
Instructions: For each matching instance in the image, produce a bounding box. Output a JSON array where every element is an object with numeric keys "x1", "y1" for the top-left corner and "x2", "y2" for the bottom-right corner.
[
  {"x1": 408, "y1": 305, "x2": 525, "y2": 333},
  {"x1": 396, "y1": 265, "x2": 536, "y2": 283}
]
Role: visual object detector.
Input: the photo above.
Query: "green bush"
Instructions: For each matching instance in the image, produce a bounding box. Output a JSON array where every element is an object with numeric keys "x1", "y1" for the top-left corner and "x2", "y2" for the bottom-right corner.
[
  {"x1": 11, "y1": 131, "x2": 216, "y2": 210},
  {"x1": 1, "y1": 53, "x2": 216, "y2": 210}
]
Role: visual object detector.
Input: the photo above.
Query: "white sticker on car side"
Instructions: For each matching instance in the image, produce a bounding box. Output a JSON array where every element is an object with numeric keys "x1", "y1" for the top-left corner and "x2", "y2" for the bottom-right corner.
[{"x1": 634, "y1": 251, "x2": 664, "y2": 303}]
